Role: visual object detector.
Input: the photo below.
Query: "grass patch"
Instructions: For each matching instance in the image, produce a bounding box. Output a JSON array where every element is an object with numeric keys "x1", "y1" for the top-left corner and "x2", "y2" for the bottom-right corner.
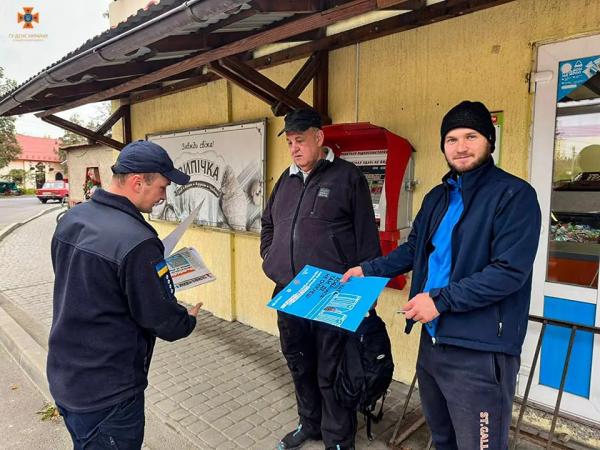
[{"x1": 37, "y1": 402, "x2": 60, "y2": 421}]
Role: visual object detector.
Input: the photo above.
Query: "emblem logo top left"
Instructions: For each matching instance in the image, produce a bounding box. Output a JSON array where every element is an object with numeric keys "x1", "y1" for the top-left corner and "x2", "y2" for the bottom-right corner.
[{"x1": 17, "y1": 7, "x2": 40, "y2": 29}]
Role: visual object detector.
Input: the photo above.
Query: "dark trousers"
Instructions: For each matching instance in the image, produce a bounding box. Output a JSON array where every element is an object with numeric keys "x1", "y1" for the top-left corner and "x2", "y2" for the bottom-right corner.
[
  {"x1": 416, "y1": 331, "x2": 519, "y2": 450},
  {"x1": 57, "y1": 394, "x2": 145, "y2": 450},
  {"x1": 277, "y1": 309, "x2": 356, "y2": 448}
]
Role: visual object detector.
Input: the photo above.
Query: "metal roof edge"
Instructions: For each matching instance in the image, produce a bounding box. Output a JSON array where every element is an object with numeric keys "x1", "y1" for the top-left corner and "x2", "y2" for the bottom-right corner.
[{"x1": 0, "y1": 0, "x2": 250, "y2": 116}]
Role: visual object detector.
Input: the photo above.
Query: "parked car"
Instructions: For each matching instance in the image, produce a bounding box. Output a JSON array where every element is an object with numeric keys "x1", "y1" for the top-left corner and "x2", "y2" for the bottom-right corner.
[
  {"x1": 0, "y1": 181, "x2": 21, "y2": 195},
  {"x1": 36, "y1": 180, "x2": 69, "y2": 203}
]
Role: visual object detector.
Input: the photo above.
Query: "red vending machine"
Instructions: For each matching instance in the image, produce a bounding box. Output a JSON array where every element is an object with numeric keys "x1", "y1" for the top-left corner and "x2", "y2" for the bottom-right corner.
[{"x1": 323, "y1": 123, "x2": 414, "y2": 289}]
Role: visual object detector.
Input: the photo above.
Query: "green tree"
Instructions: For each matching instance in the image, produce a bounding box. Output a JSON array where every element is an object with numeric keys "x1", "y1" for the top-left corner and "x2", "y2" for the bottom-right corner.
[
  {"x1": 57, "y1": 102, "x2": 112, "y2": 172},
  {"x1": 0, "y1": 68, "x2": 21, "y2": 170},
  {"x1": 7, "y1": 169, "x2": 28, "y2": 187},
  {"x1": 59, "y1": 102, "x2": 112, "y2": 147}
]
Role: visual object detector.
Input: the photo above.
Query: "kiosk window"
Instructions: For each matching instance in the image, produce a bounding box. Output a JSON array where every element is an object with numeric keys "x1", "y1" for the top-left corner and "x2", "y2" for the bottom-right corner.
[{"x1": 546, "y1": 103, "x2": 600, "y2": 288}]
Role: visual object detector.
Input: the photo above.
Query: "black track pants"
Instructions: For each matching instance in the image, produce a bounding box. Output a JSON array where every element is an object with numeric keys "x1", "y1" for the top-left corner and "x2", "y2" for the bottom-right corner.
[{"x1": 416, "y1": 330, "x2": 520, "y2": 450}]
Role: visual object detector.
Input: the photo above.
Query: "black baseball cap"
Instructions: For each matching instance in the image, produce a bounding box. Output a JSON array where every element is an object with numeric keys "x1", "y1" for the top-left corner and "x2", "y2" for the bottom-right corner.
[
  {"x1": 111, "y1": 140, "x2": 190, "y2": 185},
  {"x1": 277, "y1": 108, "x2": 323, "y2": 136}
]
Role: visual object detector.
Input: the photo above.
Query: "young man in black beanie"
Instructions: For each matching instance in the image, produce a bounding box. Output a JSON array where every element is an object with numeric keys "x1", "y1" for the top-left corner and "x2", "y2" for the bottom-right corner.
[{"x1": 343, "y1": 101, "x2": 541, "y2": 449}]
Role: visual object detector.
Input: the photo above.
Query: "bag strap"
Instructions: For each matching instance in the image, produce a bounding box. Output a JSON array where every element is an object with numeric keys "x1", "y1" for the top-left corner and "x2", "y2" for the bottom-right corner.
[
  {"x1": 366, "y1": 413, "x2": 374, "y2": 441},
  {"x1": 364, "y1": 391, "x2": 388, "y2": 441},
  {"x1": 373, "y1": 391, "x2": 387, "y2": 423}
]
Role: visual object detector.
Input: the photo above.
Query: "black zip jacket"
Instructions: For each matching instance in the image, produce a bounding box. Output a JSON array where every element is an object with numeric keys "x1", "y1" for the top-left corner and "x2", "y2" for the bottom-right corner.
[
  {"x1": 48, "y1": 189, "x2": 196, "y2": 412},
  {"x1": 361, "y1": 158, "x2": 541, "y2": 355},
  {"x1": 261, "y1": 157, "x2": 381, "y2": 287}
]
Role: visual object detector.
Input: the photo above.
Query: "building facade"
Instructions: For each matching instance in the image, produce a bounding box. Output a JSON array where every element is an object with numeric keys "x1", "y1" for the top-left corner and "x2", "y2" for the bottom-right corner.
[
  {"x1": 1, "y1": 0, "x2": 599, "y2": 440},
  {"x1": 0, "y1": 134, "x2": 63, "y2": 190}
]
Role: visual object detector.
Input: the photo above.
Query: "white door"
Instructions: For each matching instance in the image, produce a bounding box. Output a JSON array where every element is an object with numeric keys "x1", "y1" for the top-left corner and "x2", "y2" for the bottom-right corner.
[{"x1": 521, "y1": 34, "x2": 600, "y2": 423}]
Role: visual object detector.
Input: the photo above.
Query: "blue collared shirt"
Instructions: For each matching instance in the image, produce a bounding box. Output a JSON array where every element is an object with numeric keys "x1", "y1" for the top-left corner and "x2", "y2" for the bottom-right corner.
[{"x1": 422, "y1": 176, "x2": 463, "y2": 337}]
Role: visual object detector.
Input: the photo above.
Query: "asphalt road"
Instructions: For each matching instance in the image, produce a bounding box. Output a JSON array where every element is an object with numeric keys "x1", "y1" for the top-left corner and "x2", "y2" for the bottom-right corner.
[
  {"x1": 0, "y1": 196, "x2": 60, "y2": 230},
  {"x1": 0, "y1": 344, "x2": 71, "y2": 449}
]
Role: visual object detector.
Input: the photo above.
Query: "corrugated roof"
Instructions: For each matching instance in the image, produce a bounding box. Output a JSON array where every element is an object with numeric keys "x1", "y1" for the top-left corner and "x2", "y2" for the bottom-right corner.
[
  {"x1": 0, "y1": 0, "x2": 274, "y2": 115},
  {"x1": 4, "y1": 0, "x2": 187, "y2": 101},
  {"x1": 0, "y1": 0, "x2": 517, "y2": 118}
]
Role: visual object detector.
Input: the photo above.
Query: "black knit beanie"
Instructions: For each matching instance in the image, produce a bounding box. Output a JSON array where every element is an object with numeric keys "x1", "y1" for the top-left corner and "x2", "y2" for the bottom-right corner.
[{"x1": 440, "y1": 101, "x2": 495, "y2": 152}]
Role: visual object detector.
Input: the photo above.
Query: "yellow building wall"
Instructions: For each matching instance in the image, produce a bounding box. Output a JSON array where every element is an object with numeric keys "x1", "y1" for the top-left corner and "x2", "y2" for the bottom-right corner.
[
  {"x1": 128, "y1": 0, "x2": 600, "y2": 384},
  {"x1": 230, "y1": 60, "x2": 314, "y2": 335},
  {"x1": 328, "y1": 0, "x2": 600, "y2": 382},
  {"x1": 109, "y1": 0, "x2": 155, "y2": 27}
]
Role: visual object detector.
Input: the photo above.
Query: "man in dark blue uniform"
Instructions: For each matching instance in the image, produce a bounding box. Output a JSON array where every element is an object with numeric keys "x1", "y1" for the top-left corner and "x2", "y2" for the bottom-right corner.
[
  {"x1": 343, "y1": 101, "x2": 541, "y2": 450},
  {"x1": 48, "y1": 140, "x2": 200, "y2": 449}
]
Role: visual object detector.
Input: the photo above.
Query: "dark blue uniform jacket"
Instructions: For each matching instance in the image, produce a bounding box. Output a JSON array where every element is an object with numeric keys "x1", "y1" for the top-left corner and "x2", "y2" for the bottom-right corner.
[
  {"x1": 48, "y1": 189, "x2": 196, "y2": 412},
  {"x1": 361, "y1": 158, "x2": 541, "y2": 355}
]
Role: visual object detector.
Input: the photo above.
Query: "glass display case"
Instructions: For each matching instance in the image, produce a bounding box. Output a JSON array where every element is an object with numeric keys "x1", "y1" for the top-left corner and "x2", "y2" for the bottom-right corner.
[{"x1": 546, "y1": 113, "x2": 600, "y2": 288}]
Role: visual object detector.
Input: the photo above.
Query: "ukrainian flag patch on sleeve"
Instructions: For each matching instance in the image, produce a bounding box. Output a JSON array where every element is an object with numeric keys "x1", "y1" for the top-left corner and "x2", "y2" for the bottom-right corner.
[
  {"x1": 155, "y1": 260, "x2": 175, "y2": 298},
  {"x1": 155, "y1": 260, "x2": 169, "y2": 277}
]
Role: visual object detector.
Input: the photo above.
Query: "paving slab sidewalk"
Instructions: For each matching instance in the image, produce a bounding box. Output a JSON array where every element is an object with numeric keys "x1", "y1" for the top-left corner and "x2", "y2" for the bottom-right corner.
[{"x1": 0, "y1": 211, "x2": 546, "y2": 449}]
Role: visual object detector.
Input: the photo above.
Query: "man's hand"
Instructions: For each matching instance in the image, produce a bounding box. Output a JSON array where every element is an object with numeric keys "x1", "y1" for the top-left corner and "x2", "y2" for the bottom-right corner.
[
  {"x1": 188, "y1": 302, "x2": 203, "y2": 317},
  {"x1": 402, "y1": 293, "x2": 440, "y2": 323},
  {"x1": 341, "y1": 266, "x2": 364, "y2": 283}
]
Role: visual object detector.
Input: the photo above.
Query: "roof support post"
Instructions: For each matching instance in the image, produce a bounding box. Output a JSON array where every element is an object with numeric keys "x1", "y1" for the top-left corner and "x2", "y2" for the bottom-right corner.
[
  {"x1": 312, "y1": 51, "x2": 330, "y2": 124},
  {"x1": 122, "y1": 104, "x2": 132, "y2": 144}
]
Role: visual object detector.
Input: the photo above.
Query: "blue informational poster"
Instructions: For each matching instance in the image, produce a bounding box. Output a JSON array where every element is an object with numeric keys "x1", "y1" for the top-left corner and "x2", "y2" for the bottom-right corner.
[
  {"x1": 557, "y1": 55, "x2": 600, "y2": 101},
  {"x1": 267, "y1": 265, "x2": 390, "y2": 332}
]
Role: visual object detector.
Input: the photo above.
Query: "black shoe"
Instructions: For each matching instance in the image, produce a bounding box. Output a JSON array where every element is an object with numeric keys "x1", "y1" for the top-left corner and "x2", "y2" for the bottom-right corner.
[
  {"x1": 277, "y1": 424, "x2": 321, "y2": 449},
  {"x1": 325, "y1": 446, "x2": 355, "y2": 450}
]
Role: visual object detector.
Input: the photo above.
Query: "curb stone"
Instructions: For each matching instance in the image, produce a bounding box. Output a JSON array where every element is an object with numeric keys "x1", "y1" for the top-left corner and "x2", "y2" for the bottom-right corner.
[{"x1": 0, "y1": 205, "x2": 61, "y2": 243}]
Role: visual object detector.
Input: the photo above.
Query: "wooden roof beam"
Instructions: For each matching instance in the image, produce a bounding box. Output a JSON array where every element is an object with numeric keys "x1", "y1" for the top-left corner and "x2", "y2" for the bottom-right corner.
[
  {"x1": 277, "y1": 28, "x2": 325, "y2": 43},
  {"x1": 36, "y1": 0, "x2": 379, "y2": 117},
  {"x1": 0, "y1": 0, "x2": 251, "y2": 117},
  {"x1": 272, "y1": 52, "x2": 323, "y2": 116},
  {"x1": 210, "y1": 56, "x2": 311, "y2": 112},
  {"x1": 6, "y1": 92, "x2": 130, "y2": 116},
  {"x1": 252, "y1": 0, "x2": 322, "y2": 13},
  {"x1": 376, "y1": 0, "x2": 425, "y2": 10},
  {"x1": 248, "y1": 0, "x2": 514, "y2": 68},
  {"x1": 95, "y1": 105, "x2": 127, "y2": 136},
  {"x1": 149, "y1": 23, "x2": 325, "y2": 57},
  {"x1": 209, "y1": 60, "x2": 280, "y2": 105},
  {"x1": 41, "y1": 115, "x2": 125, "y2": 150},
  {"x1": 127, "y1": 0, "x2": 514, "y2": 106}
]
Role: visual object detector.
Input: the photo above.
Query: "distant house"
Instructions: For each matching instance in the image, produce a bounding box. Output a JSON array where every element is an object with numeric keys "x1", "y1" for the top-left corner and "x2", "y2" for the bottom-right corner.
[
  {"x1": 0, "y1": 134, "x2": 64, "y2": 189},
  {"x1": 62, "y1": 142, "x2": 117, "y2": 203}
]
